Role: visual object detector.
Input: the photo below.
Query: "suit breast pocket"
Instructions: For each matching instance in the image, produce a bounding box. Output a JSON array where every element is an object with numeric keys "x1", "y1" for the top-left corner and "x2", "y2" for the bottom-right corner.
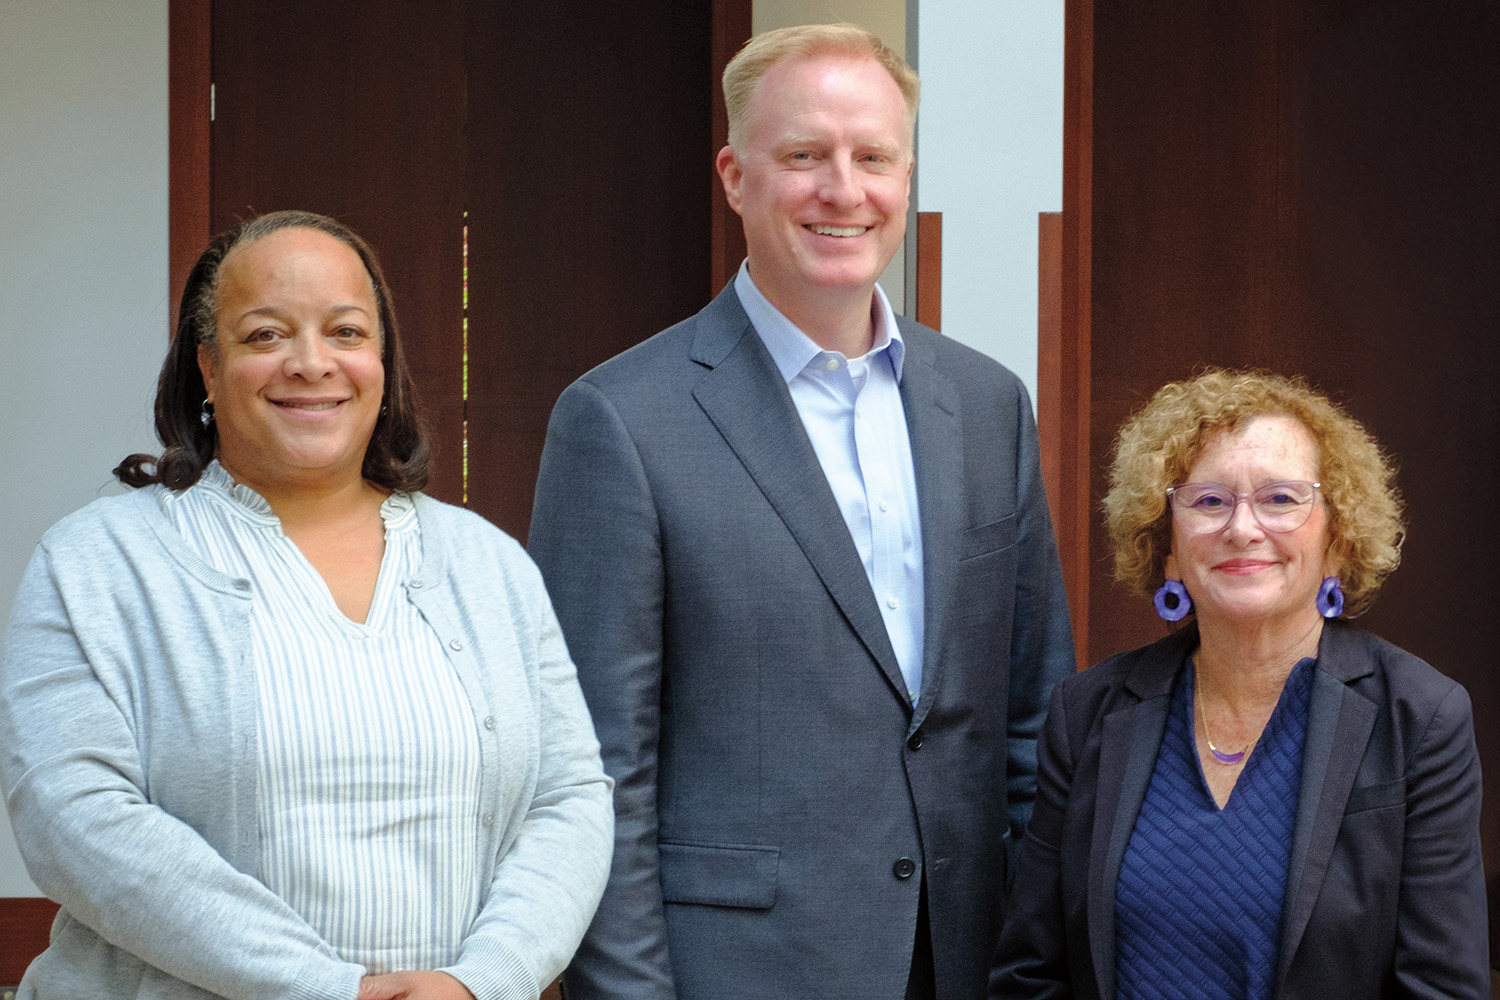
[
  {"x1": 659, "y1": 840, "x2": 779, "y2": 909},
  {"x1": 960, "y1": 514, "x2": 1018, "y2": 562}
]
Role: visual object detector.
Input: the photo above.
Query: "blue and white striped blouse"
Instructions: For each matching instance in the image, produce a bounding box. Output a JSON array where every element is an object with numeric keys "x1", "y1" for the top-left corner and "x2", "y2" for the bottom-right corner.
[{"x1": 163, "y1": 462, "x2": 483, "y2": 973}]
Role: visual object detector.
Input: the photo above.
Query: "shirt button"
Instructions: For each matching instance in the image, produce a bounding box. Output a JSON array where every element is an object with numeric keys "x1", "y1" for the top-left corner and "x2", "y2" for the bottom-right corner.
[
  {"x1": 892, "y1": 857, "x2": 917, "y2": 880},
  {"x1": 879, "y1": 500, "x2": 889, "y2": 512},
  {"x1": 824, "y1": 358, "x2": 840, "y2": 371},
  {"x1": 409, "y1": 579, "x2": 423, "y2": 589},
  {"x1": 450, "y1": 639, "x2": 464, "y2": 651},
  {"x1": 887, "y1": 595, "x2": 899, "y2": 609},
  {"x1": 484, "y1": 716, "x2": 496, "y2": 731},
  {"x1": 907, "y1": 729, "x2": 924, "y2": 751},
  {"x1": 482, "y1": 813, "x2": 495, "y2": 828}
]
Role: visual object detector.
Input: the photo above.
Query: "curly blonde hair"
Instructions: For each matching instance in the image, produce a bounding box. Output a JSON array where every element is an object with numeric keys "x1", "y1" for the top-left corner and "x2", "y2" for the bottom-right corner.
[{"x1": 1103, "y1": 369, "x2": 1404, "y2": 617}]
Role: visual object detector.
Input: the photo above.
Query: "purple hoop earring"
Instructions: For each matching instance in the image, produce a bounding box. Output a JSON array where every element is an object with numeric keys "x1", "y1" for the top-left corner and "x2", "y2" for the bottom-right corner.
[
  {"x1": 1316, "y1": 576, "x2": 1345, "y2": 618},
  {"x1": 1154, "y1": 580, "x2": 1192, "y2": 621}
]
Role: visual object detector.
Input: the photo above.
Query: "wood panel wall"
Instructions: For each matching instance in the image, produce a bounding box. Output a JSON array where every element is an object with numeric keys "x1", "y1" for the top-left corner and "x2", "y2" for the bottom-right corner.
[{"x1": 1065, "y1": 0, "x2": 1499, "y2": 909}]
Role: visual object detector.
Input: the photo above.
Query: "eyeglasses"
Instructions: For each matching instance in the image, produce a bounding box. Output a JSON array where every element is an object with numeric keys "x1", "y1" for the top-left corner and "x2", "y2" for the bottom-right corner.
[{"x1": 1167, "y1": 480, "x2": 1321, "y2": 534}]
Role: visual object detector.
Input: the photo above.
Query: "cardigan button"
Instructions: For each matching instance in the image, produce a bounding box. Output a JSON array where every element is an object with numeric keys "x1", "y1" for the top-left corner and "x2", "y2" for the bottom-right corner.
[
  {"x1": 484, "y1": 716, "x2": 496, "y2": 731},
  {"x1": 450, "y1": 639, "x2": 463, "y2": 651},
  {"x1": 482, "y1": 813, "x2": 495, "y2": 828},
  {"x1": 892, "y1": 857, "x2": 916, "y2": 880},
  {"x1": 409, "y1": 579, "x2": 424, "y2": 589}
]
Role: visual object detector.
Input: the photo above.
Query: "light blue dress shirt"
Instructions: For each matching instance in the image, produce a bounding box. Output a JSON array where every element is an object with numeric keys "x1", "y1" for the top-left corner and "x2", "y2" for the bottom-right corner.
[{"x1": 735, "y1": 262, "x2": 926, "y2": 702}]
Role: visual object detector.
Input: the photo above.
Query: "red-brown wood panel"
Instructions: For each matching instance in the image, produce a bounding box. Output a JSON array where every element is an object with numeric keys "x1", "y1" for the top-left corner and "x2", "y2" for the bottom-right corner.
[
  {"x1": 461, "y1": 2, "x2": 715, "y2": 539},
  {"x1": 209, "y1": 0, "x2": 469, "y2": 505},
  {"x1": 168, "y1": 0, "x2": 211, "y2": 338},
  {"x1": 0, "y1": 897, "x2": 58, "y2": 986},
  {"x1": 1076, "y1": 0, "x2": 1499, "y2": 894},
  {"x1": 711, "y1": 0, "x2": 753, "y2": 295}
]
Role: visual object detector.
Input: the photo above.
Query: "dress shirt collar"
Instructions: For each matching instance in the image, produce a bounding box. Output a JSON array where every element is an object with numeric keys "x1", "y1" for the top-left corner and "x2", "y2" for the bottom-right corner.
[{"x1": 734, "y1": 260, "x2": 906, "y2": 383}]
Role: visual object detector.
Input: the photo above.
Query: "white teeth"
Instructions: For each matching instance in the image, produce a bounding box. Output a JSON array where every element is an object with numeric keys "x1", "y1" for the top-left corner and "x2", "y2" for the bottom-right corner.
[
  {"x1": 275, "y1": 401, "x2": 339, "y2": 410},
  {"x1": 809, "y1": 225, "x2": 867, "y2": 237}
]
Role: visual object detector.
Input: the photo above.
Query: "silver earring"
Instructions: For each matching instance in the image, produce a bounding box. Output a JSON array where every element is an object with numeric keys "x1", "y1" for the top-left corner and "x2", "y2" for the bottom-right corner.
[{"x1": 200, "y1": 401, "x2": 214, "y2": 426}]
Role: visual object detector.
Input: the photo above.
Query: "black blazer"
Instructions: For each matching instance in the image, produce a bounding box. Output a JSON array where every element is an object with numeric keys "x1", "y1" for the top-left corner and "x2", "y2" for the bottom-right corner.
[{"x1": 991, "y1": 620, "x2": 1488, "y2": 999}]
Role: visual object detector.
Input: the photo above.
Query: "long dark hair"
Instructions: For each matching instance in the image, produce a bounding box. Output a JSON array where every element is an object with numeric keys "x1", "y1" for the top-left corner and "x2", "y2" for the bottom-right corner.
[{"x1": 115, "y1": 211, "x2": 431, "y2": 492}]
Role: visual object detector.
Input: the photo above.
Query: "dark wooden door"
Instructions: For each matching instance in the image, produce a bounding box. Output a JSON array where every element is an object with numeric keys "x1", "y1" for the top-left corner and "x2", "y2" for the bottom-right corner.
[
  {"x1": 1060, "y1": 0, "x2": 1499, "y2": 947},
  {"x1": 209, "y1": 0, "x2": 722, "y2": 538}
]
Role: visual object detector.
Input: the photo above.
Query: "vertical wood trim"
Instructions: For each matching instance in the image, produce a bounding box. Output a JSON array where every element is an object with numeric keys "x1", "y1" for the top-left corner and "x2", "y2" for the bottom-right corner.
[
  {"x1": 0, "y1": 897, "x2": 59, "y2": 986},
  {"x1": 710, "y1": 0, "x2": 752, "y2": 295},
  {"x1": 1036, "y1": 210, "x2": 1065, "y2": 563},
  {"x1": 168, "y1": 0, "x2": 212, "y2": 339},
  {"x1": 1060, "y1": 0, "x2": 1094, "y2": 669},
  {"x1": 915, "y1": 211, "x2": 942, "y2": 331}
]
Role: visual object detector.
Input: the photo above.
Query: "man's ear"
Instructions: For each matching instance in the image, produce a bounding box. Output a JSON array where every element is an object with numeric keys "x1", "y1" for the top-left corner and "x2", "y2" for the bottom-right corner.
[{"x1": 716, "y1": 145, "x2": 744, "y2": 216}]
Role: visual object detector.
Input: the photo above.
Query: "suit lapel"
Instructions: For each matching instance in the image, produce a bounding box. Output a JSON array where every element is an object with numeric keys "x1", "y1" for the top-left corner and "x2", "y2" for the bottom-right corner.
[
  {"x1": 689, "y1": 289, "x2": 908, "y2": 703},
  {"x1": 894, "y1": 323, "x2": 962, "y2": 723},
  {"x1": 1088, "y1": 637, "x2": 1184, "y2": 1000},
  {"x1": 1276, "y1": 622, "x2": 1377, "y2": 990}
]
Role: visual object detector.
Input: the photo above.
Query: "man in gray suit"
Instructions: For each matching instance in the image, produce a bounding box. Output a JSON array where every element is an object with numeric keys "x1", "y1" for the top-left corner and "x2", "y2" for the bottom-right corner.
[{"x1": 528, "y1": 23, "x2": 1074, "y2": 1000}]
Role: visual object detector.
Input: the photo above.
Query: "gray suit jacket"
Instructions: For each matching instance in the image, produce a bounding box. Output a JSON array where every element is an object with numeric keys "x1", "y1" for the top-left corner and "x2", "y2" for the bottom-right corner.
[
  {"x1": 529, "y1": 285, "x2": 1075, "y2": 1000},
  {"x1": 991, "y1": 619, "x2": 1489, "y2": 999}
]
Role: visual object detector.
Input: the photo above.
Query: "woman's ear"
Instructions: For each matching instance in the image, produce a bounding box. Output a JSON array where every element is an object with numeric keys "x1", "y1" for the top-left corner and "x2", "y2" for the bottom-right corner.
[{"x1": 197, "y1": 343, "x2": 216, "y2": 403}]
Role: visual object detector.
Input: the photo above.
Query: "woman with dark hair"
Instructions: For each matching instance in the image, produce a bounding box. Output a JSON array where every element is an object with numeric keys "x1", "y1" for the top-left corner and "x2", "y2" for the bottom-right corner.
[
  {"x1": 992, "y1": 370, "x2": 1487, "y2": 998},
  {"x1": 0, "y1": 211, "x2": 614, "y2": 1000}
]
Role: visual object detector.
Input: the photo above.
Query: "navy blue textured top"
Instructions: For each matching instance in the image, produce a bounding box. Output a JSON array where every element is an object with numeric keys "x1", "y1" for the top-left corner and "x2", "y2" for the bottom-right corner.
[{"x1": 1114, "y1": 658, "x2": 1314, "y2": 1000}]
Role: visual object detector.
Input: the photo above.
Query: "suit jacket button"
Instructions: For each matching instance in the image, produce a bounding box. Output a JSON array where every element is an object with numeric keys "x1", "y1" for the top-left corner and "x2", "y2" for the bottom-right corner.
[
  {"x1": 906, "y1": 729, "x2": 924, "y2": 750},
  {"x1": 893, "y1": 857, "x2": 917, "y2": 880}
]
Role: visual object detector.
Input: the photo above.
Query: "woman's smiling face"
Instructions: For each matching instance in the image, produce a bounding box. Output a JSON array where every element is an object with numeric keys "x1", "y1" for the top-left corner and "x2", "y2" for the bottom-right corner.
[
  {"x1": 1166, "y1": 414, "x2": 1337, "y2": 632},
  {"x1": 197, "y1": 226, "x2": 385, "y2": 496}
]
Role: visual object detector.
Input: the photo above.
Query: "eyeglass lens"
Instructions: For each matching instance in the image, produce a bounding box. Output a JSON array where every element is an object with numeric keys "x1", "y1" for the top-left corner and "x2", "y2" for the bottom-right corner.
[{"x1": 1169, "y1": 481, "x2": 1318, "y2": 533}]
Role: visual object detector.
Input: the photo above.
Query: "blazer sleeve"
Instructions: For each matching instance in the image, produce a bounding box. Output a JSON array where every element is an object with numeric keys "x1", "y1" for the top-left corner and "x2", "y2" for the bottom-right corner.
[
  {"x1": 991, "y1": 679, "x2": 1078, "y2": 999},
  {"x1": 1391, "y1": 681, "x2": 1489, "y2": 998},
  {"x1": 529, "y1": 377, "x2": 677, "y2": 1000},
  {"x1": 0, "y1": 544, "x2": 365, "y2": 1000},
  {"x1": 444, "y1": 553, "x2": 616, "y2": 999},
  {"x1": 1003, "y1": 381, "x2": 1078, "y2": 842}
]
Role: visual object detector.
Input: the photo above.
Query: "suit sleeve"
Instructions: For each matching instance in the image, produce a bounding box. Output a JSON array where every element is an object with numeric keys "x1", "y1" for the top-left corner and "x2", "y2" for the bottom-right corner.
[
  {"x1": 1003, "y1": 382, "x2": 1077, "y2": 843},
  {"x1": 990, "y1": 681, "x2": 1077, "y2": 999},
  {"x1": 1392, "y1": 681, "x2": 1489, "y2": 998},
  {"x1": 0, "y1": 545, "x2": 364, "y2": 1000},
  {"x1": 529, "y1": 378, "x2": 677, "y2": 1000}
]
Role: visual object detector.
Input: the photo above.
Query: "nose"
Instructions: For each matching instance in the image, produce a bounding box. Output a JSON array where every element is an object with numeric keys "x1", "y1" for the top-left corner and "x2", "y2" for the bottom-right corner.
[
  {"x1": 818, "y1": 157, "x2": 863, "y2": 207},
  {"x1": 1222, "y1": 495, "x2": 1264, "y2": 543},
  {"x1": 283, "y1": 331, "x2": 335, "y2": 380}
]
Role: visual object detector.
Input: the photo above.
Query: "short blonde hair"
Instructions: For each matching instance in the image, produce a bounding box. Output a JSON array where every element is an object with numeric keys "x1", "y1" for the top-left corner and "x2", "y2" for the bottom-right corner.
[
  {"x1": 1103, "y1": 369, "x2": 1404, "y2": 617},
  {"x1": 722, "y1": 23, "x2": 920, "y2": 150}
]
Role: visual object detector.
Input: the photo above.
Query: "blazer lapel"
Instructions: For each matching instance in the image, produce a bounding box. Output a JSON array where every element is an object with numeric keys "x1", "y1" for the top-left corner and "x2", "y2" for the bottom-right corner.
[
  {"x1": 1088, "y1": 637, "x2": 1184, "y2": 1000},
  {"x1": 689, "y1": 289, "x2": 908, "y2": 703},
  {"x1": 894, "y1": 323, "x2": 962, "y2": 723},
  {"x1": 1276, "y1": 622, "x2": 1377, "y2": 990}
]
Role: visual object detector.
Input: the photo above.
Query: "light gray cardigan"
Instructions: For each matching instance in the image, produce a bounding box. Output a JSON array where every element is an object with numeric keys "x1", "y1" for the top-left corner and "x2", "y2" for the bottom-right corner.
[{"x1": 0, "y1": 486, "x2": 613, "y2": 1000}]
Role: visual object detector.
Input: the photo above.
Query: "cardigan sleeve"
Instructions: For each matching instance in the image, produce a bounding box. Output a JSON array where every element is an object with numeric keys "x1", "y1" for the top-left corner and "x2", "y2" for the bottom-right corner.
[
  {"x1": 439, "y1": 540, "x2": 616, "y2": 1000},
  {"x1": 0, "y1": 541, "x2": 365, "y2": 1000}
]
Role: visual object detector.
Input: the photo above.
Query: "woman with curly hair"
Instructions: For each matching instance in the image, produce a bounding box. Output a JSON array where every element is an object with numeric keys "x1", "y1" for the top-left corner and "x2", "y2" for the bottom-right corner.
[{"x1": 993, "y1": 369, "x2": 1487, "y2": 998}]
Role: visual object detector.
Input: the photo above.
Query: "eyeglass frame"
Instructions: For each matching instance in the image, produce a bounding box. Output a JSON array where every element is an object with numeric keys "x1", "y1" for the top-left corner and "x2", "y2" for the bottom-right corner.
[{"x1": 1165, "y1": 480, "x2": 1322, "y2": 535}]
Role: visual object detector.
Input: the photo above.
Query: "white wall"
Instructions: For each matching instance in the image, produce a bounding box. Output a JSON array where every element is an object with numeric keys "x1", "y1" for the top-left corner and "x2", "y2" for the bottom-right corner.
[
  {"x1": 913, "y1": 0, "x2": 1064, "y2": 404},
  {"x1": 0, "y1": 0, "x2": 169, "y2": 896}
]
